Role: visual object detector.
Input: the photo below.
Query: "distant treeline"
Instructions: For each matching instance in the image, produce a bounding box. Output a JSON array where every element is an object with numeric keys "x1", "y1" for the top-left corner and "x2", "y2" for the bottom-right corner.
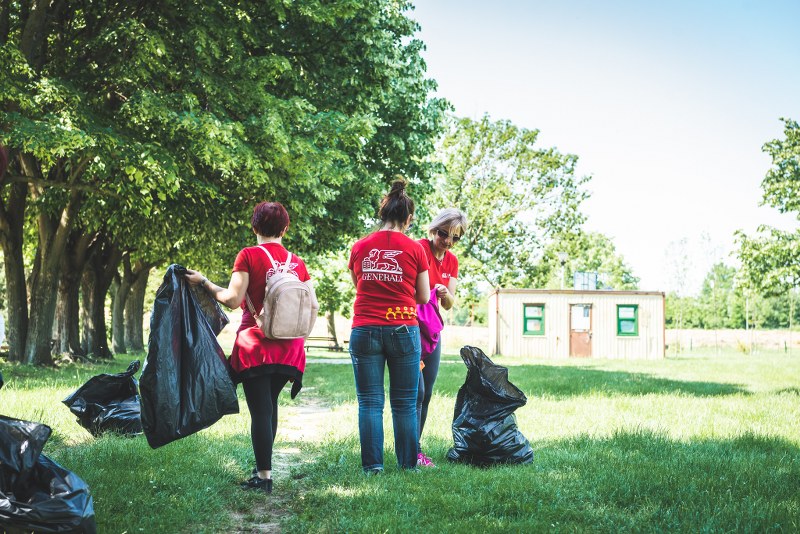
[{"x1": 665, "y1": 263, "x2": 800, "y2": 329}]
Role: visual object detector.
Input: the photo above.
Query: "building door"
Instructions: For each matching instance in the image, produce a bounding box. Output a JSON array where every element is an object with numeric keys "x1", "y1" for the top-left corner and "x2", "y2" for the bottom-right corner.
[{"x1": 570, "y1": 304, "x2": 592, "y2": 357}]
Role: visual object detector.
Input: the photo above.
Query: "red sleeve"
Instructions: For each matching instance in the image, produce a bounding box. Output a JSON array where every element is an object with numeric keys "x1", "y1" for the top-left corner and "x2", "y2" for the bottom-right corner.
[
  {"x1": 416, "y1": 241, "x2": 429, "y2": 272},
  {"x1": 233, "y1": 248, "x2": 249, "y2": 273}
]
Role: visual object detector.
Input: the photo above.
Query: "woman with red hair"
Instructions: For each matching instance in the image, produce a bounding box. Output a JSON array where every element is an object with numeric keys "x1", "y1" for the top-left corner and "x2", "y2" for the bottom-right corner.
[{"x1": 186, "y1": 201, "x2": 312, "y2": 494}]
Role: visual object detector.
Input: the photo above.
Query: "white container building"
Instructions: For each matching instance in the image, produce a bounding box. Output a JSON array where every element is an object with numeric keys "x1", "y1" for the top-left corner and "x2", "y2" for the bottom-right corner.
[{"x1": 487, "y1": 289, "x2": 665, "y2": 359}]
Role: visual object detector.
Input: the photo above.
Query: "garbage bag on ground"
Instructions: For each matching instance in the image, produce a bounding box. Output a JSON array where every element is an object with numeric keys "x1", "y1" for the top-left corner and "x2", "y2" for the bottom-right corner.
[
  {"x1": 446, "y1": 345, "x2": 534, "y2": 466},
  {"x1": 140, "y1": 264, "x2": 239, "y2": 449},
  {"x1": 62, "y1": 360, "x2": 142, "y2": 437},
  {"x1": 0, "y1": 415, "x2": 96, "y2": 533}
]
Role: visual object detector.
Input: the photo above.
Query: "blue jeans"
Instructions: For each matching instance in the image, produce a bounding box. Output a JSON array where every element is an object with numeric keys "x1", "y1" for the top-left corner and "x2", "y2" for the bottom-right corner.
[{"x1": 350, "y1": 325, "x2": 421, "y2": 471}]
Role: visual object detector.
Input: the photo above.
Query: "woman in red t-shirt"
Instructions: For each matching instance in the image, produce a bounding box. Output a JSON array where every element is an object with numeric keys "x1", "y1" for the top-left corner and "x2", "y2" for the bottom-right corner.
[
  {"x1": 186, "y1": 201, "x2": 310, "y2": 494},
  {"x1": 348, "y1": 178, "x2": 430, "y2": 473},
  {"x1": 414, "y1": 208, "x2": 467, "y2": 468}
]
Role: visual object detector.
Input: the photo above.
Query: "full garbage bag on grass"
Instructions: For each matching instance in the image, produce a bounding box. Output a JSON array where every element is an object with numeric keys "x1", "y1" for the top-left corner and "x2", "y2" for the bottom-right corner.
[
  {"x1": 62, "y1": 360, "x2": 142, "y2": 437},
  {"x1": 0, "y1": 415, "x2": 96, "y2": 533},
  {"x1": 140, "y1": 264, "x2": 239, "y2": 449},
  {"x1": 446, "y1": 346, "x2": 534, "y2": 466}
]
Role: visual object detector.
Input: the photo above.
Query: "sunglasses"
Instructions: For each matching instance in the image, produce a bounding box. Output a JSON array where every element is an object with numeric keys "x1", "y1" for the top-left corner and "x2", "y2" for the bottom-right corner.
[{"x1": 436, "y1": 229, "x2": 461, "y2": 243}]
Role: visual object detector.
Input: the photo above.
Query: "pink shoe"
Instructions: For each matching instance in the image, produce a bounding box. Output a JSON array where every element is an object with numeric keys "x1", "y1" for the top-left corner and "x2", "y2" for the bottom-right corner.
[{"x1": 417, "y1": 452, "x2": 436, "y2": 468}]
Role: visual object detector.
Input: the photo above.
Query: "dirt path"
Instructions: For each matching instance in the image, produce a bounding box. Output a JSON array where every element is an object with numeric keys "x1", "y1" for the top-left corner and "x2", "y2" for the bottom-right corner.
[{"x1": 230, "y1": 397, "x2": 332, "y2": 533}]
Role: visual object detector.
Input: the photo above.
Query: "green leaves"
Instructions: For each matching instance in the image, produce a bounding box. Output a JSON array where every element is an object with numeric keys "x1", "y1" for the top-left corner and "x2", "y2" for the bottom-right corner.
[
  {"x1": 760, "y1": 119, "x2": 800, "y2": 215},
  {"x1": 1, "y1": 0, "x2": 445, "y2": 283},
  {"x1": 736, "y1": 119, "x2": 800, "y2": 299},
  {"x1": 430, "y1": 114, "x2": 590, "y2": 290}
]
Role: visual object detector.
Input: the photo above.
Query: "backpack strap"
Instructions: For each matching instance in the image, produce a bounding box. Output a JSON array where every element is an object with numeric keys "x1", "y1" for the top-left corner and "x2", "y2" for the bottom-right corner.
[
  {"x1": 244, "y1": 245, "x2": 293, "y2": 316},
  {"x1": 258, "y1": 245, "x2": 293, "y2": 274}
]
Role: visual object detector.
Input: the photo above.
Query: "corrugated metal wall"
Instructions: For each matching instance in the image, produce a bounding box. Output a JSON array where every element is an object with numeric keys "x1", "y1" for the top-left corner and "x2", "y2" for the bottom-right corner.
[{"x1": 489, "y1": 290, "x2": 665, "y2": 359}]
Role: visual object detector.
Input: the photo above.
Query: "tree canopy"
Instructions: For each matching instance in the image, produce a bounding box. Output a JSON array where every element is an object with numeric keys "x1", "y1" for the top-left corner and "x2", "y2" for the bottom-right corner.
[
  {"x1": 427, "y1": 114, "x2": 589, "y2": 295},
  {"x1": 736, "y1": 118, "x2": 800, "y2": 299},
  {"x1": 0, "y1": 0, "x2": 446, "y2": 363}
]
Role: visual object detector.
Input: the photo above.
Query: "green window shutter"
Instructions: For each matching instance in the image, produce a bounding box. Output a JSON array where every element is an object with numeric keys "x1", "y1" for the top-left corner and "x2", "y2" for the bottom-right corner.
[
  {"x1": 617, "y1": 305, "x2": 639, "y2": 336},
  {"x1": 523, "y1": 304, "x2": 545, "y2": 335}
]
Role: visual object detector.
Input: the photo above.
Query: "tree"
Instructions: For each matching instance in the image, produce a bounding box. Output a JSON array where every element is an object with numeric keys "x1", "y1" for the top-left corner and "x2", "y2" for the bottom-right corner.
[
  {"x1": 1, "y1": 0, "x2": 446, "y2": 364},
  {"x1": 736, "y1": 119, "x2": 800, "y2": 345},
  {"x1": 429, "y1": 114, "x2": 589, "y2": 296},
  {"x1": 307, "y1": 249, "x2": 355, "y2": 346},
  {"x1": 535, "y1": 232, "x2": 639, "y2": 290}
]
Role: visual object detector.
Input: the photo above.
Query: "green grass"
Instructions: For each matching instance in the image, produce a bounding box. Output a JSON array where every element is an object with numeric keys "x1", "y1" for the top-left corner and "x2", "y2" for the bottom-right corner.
[
  {"x1": 1, "y1": 354, "x2": 308, "y2": 532},
  {"x1": 2, "y1": 350, "x2": 799, "y2": 532}
]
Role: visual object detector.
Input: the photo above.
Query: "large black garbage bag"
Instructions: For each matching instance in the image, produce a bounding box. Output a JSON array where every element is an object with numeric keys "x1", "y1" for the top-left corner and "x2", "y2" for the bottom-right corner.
[
  {"x1": 62, "y1": 360, "x2": 143, "y2": 437},
  {"x1": 0, "y1": 415, "x2": 96, "y2": 533},
  {"x1": 140, "y1": 264, "x2": 239, "y2": 449},
  {"x1": 446, "y1": 346, "x2": 534, "y2": 466}
]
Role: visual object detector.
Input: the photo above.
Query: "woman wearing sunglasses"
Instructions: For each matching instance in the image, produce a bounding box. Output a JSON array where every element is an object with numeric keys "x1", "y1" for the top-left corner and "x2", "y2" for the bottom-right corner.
[{"x1": 415, "y1": 208, "x2": 468, "y2": 468}]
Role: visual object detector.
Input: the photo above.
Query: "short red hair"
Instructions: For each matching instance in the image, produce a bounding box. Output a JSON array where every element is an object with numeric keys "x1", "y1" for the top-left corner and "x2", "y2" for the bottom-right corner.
[{"x1": 251, "y1": 201, "x2": 289, "y2": 237}]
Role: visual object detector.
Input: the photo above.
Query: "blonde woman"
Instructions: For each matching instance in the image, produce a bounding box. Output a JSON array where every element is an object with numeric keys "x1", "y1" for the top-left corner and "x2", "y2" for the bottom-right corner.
[{"x1": 415, "y1": 208, "x2": 467, "y2": 467}]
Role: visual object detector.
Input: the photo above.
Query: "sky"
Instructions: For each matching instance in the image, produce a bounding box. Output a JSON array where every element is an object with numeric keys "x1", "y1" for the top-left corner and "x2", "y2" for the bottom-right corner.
[{"x1": 412, "y1": 0, "x2": 800, "y2": 294}]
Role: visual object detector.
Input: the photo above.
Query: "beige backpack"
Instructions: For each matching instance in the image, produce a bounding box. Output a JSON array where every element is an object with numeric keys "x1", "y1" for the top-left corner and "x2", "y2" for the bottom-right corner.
[{"x1": 245, "y1": 247, "x2": 318, "y2": 339}]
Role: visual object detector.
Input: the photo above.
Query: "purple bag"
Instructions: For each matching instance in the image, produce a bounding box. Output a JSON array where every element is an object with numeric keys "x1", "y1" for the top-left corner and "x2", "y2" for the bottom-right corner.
[{"x1": 417, "y1": 289, "x2": 444, "y2": 359}]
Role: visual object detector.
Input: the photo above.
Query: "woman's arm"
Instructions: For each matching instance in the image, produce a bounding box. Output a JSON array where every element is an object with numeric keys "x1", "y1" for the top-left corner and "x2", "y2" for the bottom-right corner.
[
  {"x1": 185, "y1": 269, "x2": 249, "y2": 309},
  {"x1": 415, "y1": 270, "x2": 431, "y2": 304},
  {"x1": 436, "y1": 277, "x2": 458, "y2": 310}
]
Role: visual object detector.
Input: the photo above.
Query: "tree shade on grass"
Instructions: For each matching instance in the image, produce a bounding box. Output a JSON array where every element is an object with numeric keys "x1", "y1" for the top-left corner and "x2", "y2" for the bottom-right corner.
[{"x1": 0, "y1": 349, "x2": 798, "y2": 531}]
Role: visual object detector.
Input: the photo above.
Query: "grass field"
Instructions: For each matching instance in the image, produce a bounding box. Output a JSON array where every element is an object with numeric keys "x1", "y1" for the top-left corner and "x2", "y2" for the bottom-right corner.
[{"x1": 1, "y1": 348, "x2": 799, "y2": 532}]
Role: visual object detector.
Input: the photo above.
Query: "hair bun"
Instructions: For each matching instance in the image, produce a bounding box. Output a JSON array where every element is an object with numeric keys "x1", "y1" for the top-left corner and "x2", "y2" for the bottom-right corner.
[{"x1": 389, "y1": 176, "x2": 407, "y2": 197}]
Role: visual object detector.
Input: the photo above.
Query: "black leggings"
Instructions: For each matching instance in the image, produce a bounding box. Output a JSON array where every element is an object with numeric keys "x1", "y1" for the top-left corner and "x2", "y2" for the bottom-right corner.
[
  {"x1": 417, "y1": 336, "x2": 442, "y2": 452},
  {"x1": 242, "y1": 373, "x2": 291, "y2": 471}
]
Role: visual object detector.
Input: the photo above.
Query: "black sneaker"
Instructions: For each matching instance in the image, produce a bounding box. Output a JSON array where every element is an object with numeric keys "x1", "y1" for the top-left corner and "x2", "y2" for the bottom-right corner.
[{"x1": 241, "y1": 475, "x2": 272, "y2": 493}]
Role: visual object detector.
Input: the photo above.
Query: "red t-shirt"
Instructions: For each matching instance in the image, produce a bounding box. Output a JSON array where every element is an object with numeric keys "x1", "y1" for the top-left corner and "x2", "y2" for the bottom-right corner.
[
  {"x1": 230, "y1": 242, "x2": 311, "y2": 375},
  {"x1": 417, "y1": 238, "x2": 459, "y2": 290},
  {"x1": 349, "y1": 231, "x2": 429, "y2": 327}
]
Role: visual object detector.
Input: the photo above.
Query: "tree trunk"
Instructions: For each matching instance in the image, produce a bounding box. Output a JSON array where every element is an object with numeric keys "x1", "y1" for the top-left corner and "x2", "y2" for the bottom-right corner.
[
  {"x1": 325, "y1": 311, "x2": 338, "y2": 348},
  {"x1": 80, "y1": 270, "x2": 90, "y2": 355},
  {"x1": 81, "y1": 267, "x2": 110, "y2": 358},
  {"x1": 55, "y1": 270, "x2": 83, "y2": 355},
  {"x1": 81, "y1": 235, "x2": 123, "y2": 359},
  {"x1": 109, "y1": 272, "x2": 121, "y2": 351},
  {"x1": 111, "y1": 257, "x2": 130, "y2": 354},
  {"x1": 789, "y1": 287, "x2": 795, "y2": 355},
  {"x1": 55, "y1": 232, "x2": 92, "y2": 356},
  {"x1": 0, "y1": 180, "x2": 28, "y2": 362},
  {"x1": 20, "y1": 0, "x2": 49, "y2": 68},
  {"x1": 26, "y1": 262, "x2": 61, "y2": 366},
  {"x1": 125, "y1": 265, "x2": 151, "y2": 351},
  {"x1": 22, "y1": 159, "x2": 81, "y2": 366},
  {"x1": 0, "y1": 0, "x2": 11, "y2": 44}
]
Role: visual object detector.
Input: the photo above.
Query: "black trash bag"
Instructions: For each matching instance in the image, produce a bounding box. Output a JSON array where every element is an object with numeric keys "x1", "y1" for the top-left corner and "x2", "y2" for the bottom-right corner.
[
  {"x1": 62, "y1": 360, "x2": 143, "y2": 437},
  {"x1": 0, "y1": 415, "x2": 96, "y2": 533},
  {"x1": 0, "y1": 416, "x2": 51, "y2": 487},
  {"x1": 446, "y1": 346, "x2": 534, "y2": 466},
  {"x1": 140, "y1": 264, "x2": 239, "y2": 449}
]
